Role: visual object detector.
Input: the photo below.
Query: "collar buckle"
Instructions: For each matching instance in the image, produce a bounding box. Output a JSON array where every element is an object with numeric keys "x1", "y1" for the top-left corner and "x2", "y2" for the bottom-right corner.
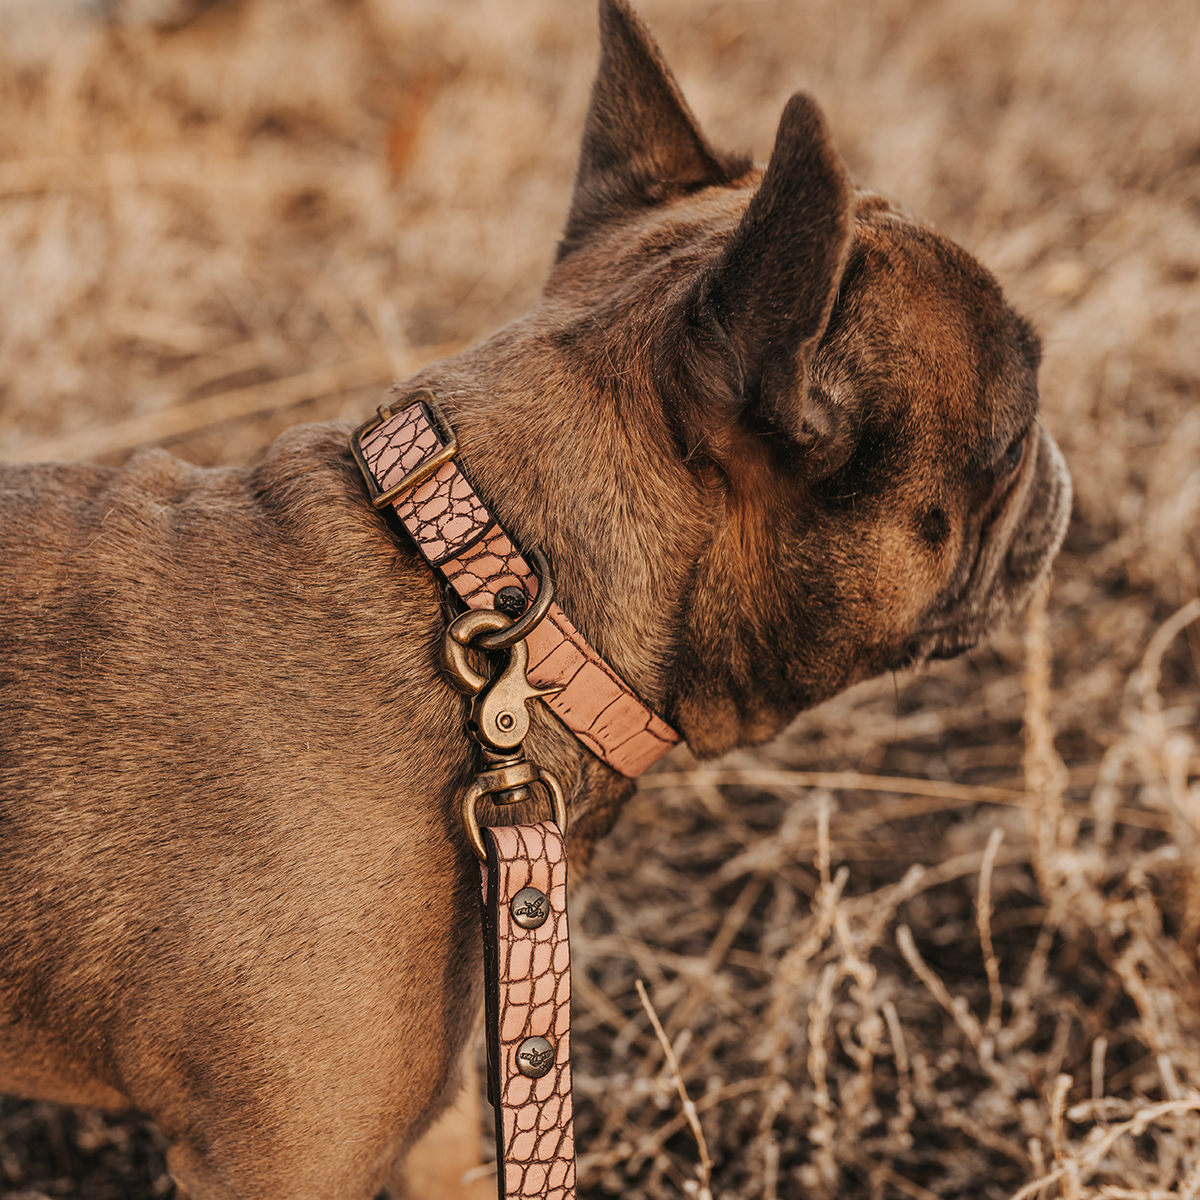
[{"x1": 350, "y1": 387, "x2": 459, "y2": 510}]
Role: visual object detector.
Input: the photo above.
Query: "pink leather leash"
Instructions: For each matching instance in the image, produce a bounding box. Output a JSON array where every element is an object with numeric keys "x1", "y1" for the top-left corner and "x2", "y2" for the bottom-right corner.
[
  {"x1": 351, "y1": 390, "x2": 679, "y2": 1199},
  {"x1": 481, "y1": 823, "x2": 575, "y2": 1199},
  {"x1": 352, "y1": 389, "x2": 679, "y2": 778}
]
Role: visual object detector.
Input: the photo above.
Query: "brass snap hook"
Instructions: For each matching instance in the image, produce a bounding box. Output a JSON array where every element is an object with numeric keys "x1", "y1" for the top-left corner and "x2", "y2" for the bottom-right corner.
[
  {"x1": 439, "y1": 548, "x2": 567, "y2": 861},
  {"x1": 441, "y1": 610, "x2": 563, "y2": 753},
  {"x1": 440, "y1": 608, "x2": 509, "y2": 697}
]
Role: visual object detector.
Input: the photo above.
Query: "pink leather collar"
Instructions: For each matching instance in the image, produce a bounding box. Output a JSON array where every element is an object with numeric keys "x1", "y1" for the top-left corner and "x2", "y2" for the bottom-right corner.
[{"x1": 353, "y1": 390, "x2": 680, "y2": 777}]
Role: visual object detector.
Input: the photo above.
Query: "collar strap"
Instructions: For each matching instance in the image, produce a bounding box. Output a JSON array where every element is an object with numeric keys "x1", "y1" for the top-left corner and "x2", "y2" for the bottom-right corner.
[{"x1": 352, "y1": 389, "x2": 680, "y2": 777}]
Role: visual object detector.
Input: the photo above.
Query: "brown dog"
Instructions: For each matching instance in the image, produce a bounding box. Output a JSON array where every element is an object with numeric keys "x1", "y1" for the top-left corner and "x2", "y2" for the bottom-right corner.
[{"x1": 0, "y1": 1, "x2": 1070, "y2": 1197}]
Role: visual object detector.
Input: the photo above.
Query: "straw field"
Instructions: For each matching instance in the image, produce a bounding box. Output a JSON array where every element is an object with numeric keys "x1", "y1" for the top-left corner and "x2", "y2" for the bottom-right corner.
[{"x1": 1, "y1": 0, "x2": 1198, "y2": 1196}]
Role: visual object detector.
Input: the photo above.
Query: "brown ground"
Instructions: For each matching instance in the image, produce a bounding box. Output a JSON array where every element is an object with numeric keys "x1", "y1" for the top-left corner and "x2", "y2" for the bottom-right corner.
[{"x1": 1, "y1": 0, "x2": 1198, "y2": 1197}]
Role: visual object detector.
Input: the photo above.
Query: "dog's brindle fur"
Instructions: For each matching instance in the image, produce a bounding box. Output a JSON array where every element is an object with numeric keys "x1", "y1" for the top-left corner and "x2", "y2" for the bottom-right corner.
[{"x1": 0, "y1": 2, "x2": 1070, "y2": 1196}]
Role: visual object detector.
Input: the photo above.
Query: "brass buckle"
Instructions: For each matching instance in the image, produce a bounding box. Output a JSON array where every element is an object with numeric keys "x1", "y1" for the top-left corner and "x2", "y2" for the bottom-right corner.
[{"x1": 349, "y1": 387, "x2": 459, "y2": 511}]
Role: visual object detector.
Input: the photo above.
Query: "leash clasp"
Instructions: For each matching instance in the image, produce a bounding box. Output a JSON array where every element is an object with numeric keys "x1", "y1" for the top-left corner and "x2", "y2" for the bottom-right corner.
[
  {"x1": 441, "y1": 609, "x2": 562, "y2": 752},
  {"x1": 441, "y1": 568, "x2": 568, "y2": 861}
]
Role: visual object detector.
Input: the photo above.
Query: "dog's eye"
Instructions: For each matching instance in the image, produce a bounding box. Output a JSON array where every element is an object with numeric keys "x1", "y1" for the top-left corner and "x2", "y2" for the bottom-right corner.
[{"x1": 1001, "y1": 430, "x2": 1028, "y2": 474}]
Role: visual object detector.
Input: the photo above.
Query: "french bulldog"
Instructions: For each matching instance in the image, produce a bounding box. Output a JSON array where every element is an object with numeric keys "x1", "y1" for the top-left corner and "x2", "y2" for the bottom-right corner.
[{"x1": 0, "y1": 1, "x2": 1070, "y2": 1196}]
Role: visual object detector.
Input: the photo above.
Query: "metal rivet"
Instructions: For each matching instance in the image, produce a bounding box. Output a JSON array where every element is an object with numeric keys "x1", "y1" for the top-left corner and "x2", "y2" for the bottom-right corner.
[
  {"x1": 496, "y1": 711, "x2": 516, "y2": 732},
  {"x1": 510, "y1": 887, "x2": 550, "y2": 930},
  {"x1": 515, "y1": 1035, "x2": 555, "y2": 1079},
  {"x1": 495, "y1": 586, "x2": 529, "y2": 619}
]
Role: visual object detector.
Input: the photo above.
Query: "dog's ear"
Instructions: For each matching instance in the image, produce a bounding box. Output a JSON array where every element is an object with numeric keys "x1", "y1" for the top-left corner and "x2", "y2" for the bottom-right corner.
[
  {"x1": 558, "y1": 0, "x2": 746, "y2": 256},
  {"x1": 693, "y1": 94, "x2": 856, "y2": 476}
]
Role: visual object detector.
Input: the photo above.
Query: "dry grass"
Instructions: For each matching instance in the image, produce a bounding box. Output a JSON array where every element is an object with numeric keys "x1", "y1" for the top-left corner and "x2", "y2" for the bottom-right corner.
[{"x1": 1, "y1": 0, "x2": 1198, "y2": 1197}]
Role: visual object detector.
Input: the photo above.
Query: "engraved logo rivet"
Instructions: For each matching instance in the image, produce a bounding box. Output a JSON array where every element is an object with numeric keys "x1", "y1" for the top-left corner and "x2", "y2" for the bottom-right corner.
[
  {"x1": 510, "y1": 887, "x2": 549, "y2": 930},
  {"x1": 495, "y1": 586, "x2": 529, "y2": 619},
  {"x1": 515, "y1": 1035, "x2": 555, "y2": 1079}
]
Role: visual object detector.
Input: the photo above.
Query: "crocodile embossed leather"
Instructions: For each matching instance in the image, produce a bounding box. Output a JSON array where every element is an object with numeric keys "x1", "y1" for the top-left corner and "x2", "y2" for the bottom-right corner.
[
  {"x1": 481, "y1": 822, "x2": 576, "y2": 1200},
  {"x1": 356, "y1": 396, "x2": 680, "y2": 778}
]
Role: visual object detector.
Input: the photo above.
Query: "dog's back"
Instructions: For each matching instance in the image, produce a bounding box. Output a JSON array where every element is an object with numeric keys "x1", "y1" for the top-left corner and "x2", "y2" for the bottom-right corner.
[{"x1": 0, "y1": 430, "x2": 497, "y2": 1197}]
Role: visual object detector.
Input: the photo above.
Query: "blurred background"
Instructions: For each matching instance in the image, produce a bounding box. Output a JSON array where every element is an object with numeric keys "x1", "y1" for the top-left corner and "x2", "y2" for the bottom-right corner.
[{"x1": 1, "y1": 0, "x2": 1198, "y2": 1196}]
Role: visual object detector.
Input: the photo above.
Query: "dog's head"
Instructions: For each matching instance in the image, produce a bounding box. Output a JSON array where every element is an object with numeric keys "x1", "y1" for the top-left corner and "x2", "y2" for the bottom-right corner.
[{"x1": 487, "y1": 0, "x2": 1071, "y2": 760}]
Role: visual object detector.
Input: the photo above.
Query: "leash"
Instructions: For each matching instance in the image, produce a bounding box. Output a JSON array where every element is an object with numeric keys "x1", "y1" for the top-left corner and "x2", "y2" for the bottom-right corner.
[
  {"x1": 443, "y1": 602, "x2": 577, "y2": 1199},
  {"x1": 479, "y1": 821, "x2": 573, "y2": 1197},
  {"x1": 351, "y1": 390, "x2": 680, "y2": 1199}
]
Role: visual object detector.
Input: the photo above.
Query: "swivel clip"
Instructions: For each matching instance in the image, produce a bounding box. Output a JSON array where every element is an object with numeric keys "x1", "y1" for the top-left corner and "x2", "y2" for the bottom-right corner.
[
  {"x1": 441, "y1": 577, "x2": 567, "y2": 861},
  {"x1": 441, "y1": 609, "x2": 562, "y2": 754},
  {"x1": 457, "y1": 750, "x2": 569, "y2": 863}
]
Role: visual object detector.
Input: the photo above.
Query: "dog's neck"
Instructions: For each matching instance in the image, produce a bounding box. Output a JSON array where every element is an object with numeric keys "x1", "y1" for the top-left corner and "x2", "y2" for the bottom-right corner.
[
  {"x1": 354, "y1": 386, "x2": 680, "y2": 777},
  {"x1": 399, "y1": 335, "x2": 716, "y2": 732}
]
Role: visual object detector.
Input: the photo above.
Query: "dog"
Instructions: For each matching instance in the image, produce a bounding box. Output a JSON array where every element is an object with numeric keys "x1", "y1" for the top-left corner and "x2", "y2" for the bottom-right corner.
[{"x1": 0, "y1": 1, "x2": 1071, "y2": 1196}]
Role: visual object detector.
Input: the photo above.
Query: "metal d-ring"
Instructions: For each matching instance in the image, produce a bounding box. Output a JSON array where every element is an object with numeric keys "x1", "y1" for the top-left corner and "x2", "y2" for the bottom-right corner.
[{"x1": 472, "y1": 547, "x2": 555, "y2": 652}]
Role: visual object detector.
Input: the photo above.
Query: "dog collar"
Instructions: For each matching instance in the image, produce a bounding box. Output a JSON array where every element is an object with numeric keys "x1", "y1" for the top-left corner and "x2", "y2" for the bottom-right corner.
[{"x1": 351, "y1": 389, "x2": 680, "y2": 777}]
